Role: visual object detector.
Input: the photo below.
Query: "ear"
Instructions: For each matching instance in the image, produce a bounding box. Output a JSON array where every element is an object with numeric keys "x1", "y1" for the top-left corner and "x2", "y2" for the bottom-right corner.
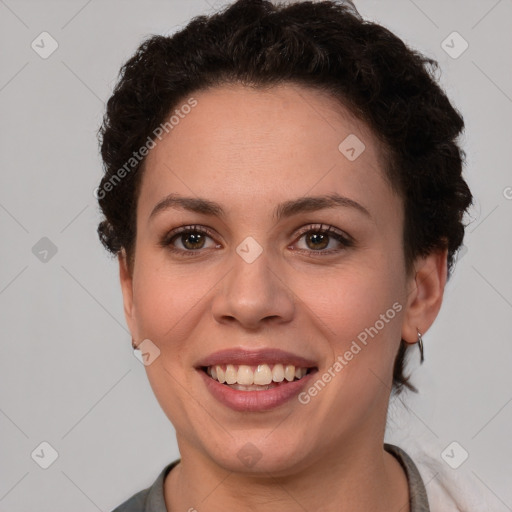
[
  {"x1": 118, "y1": 249, "x2": 137, "y2": 339},
  {"x1": 401, "y1": 248, "x2": 448, "y2": 343}
]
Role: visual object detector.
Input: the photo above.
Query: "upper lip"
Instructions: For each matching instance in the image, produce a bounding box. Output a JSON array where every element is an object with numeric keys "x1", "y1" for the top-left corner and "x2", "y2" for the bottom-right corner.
[{"x1": 196, "y1": 348, "x2": 318, "y2": 369}]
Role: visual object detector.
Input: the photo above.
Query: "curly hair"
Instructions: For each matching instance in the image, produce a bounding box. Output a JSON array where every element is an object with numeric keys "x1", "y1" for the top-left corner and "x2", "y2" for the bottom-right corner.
[{"x1": 96, "y1": 0, "x2": 473, "y2": 394}]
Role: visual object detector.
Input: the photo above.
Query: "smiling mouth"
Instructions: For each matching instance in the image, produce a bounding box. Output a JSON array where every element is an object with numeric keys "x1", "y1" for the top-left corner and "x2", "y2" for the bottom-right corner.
[{"x1": 202, "y1": 363, "x2": 318, "y2": 391}]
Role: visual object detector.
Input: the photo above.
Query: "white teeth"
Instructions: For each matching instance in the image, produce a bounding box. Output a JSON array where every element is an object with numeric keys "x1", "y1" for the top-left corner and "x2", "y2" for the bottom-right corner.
[
  {"x1": 225, "y1": 364, "x2": 237, "y2": 384},
  {"x1": 253, "y1": 364, "x2": 273, "y2": 385},
  {"x1": 272, "y1": 364, "x2": 285, "y2": 382},
  {"x1": 284, "y1": 364, "x2": 295, "y2": 382},
  {"x1": 229, "y1": 383, "x2": 277, "y2": 391},
  {"x1": 207, "y1": 363, "x2": 310, "y2": 386},
  {"x1": 237, "y1": 365, "x2": 254, "y2": 385}
]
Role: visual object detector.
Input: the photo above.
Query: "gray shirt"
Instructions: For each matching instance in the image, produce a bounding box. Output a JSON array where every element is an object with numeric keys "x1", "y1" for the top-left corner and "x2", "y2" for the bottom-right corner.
[{"x1": 111, "y1": 443, "x2": 429, "y2": 511}]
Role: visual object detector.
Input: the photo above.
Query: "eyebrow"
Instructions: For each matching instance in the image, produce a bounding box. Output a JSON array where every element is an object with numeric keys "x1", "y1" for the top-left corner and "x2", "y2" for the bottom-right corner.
[{"x1": 148, "y1": 192, "x2": 371, "y2": 223}]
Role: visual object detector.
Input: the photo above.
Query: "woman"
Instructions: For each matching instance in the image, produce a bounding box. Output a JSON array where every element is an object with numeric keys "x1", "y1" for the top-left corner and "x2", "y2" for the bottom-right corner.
[{"x1": 96, "y1": 1, "x2": 473, "y2": 510}]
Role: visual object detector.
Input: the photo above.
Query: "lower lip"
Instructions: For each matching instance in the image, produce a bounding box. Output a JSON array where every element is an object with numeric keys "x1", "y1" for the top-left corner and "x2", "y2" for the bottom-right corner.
[{"x1": 198, "y1": 369, "x2": 316, "y2": 412}]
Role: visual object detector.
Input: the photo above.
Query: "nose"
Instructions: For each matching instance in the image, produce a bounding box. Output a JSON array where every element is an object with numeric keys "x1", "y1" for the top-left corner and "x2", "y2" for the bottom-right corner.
[{"x1": 211, "y1": 247, "x2": 295, "y2": 330}]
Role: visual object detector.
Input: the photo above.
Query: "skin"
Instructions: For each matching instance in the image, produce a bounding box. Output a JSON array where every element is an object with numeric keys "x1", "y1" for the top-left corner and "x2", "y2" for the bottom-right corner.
[{"x1": 118, "y1": 83, "x2": 447, "y2": 511}]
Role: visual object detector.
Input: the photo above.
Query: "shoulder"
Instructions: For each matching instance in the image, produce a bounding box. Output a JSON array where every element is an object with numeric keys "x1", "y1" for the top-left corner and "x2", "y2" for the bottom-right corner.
[
  {"x1": 110, "y1": 460, "x2": 180, "y2": 512},
  {"x1": 111, "y1": 488, "x2": 149, "y2": 512},
  {"x1": 385, "y1": 443, "x2": 430, "y2": 512},
  {"x1": 389, "y1": 434, "x2": 509, "y2": 512}
]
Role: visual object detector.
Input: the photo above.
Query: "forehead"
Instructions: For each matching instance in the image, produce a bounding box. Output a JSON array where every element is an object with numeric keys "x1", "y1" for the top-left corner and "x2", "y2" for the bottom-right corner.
[{"x1": 138, "y1": 83, "x2": 399, "y2": 223}]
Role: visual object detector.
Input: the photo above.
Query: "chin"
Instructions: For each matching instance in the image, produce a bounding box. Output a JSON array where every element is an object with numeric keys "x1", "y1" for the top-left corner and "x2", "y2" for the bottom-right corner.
[{"x1": 200, "y1": 435, "x2": 314, "y2": 476}]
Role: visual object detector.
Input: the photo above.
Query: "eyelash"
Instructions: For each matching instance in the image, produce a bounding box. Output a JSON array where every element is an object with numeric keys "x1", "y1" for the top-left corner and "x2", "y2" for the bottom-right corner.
[{"x1": 159, "y1": 223, "x2": 354, "y2": 258}]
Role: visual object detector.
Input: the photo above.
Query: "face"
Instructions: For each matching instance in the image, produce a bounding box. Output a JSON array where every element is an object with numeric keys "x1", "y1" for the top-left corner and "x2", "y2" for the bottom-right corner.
[{"x1": 120, "y1": 83, "x2": 415, "y2": 475}]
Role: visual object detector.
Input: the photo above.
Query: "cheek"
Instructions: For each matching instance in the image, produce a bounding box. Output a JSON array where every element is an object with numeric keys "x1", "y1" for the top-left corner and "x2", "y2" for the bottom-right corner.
[
  {"x1": 294, "y1": 258, "x2": 405, "y2": 376},
  {"x1": 130, "y1": 260, "x2": 211, "y2": 428},
  {"x1": 131, "y1": 259, "x2": 206, "y2": 354},
  {"x1": 307, "y1": 274, "x2": 404, "y2": 413},
  {"x1": 305, "y1": 263, "x2": 402, "y2": 330}
]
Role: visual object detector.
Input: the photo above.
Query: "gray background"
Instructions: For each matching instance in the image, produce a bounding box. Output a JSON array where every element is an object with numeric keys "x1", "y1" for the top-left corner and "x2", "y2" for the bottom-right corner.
[{"x1": 0, "y1": 0, "x2": 511, "y2": 510}]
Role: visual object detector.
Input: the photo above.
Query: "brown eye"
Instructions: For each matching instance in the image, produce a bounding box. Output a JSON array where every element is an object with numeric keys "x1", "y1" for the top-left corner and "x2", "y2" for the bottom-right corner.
[
  {"x1": 180, "y1": 232, "x2": 207, "y2": 250},
  {"x1": 304, "y1": 232, "x2": 330, "y2": 250},
  {"x1": 293, "y1": 224, "x2": 354, "y2": 254},
  {"x1": 160, "y1": 225, "x2": 219, "y2": 256}
]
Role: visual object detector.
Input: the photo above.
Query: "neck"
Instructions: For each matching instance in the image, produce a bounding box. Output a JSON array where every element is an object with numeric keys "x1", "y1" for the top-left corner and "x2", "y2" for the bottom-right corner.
[{"x1": 164, "y1": 436, "x2": 410, "y2": 512}]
